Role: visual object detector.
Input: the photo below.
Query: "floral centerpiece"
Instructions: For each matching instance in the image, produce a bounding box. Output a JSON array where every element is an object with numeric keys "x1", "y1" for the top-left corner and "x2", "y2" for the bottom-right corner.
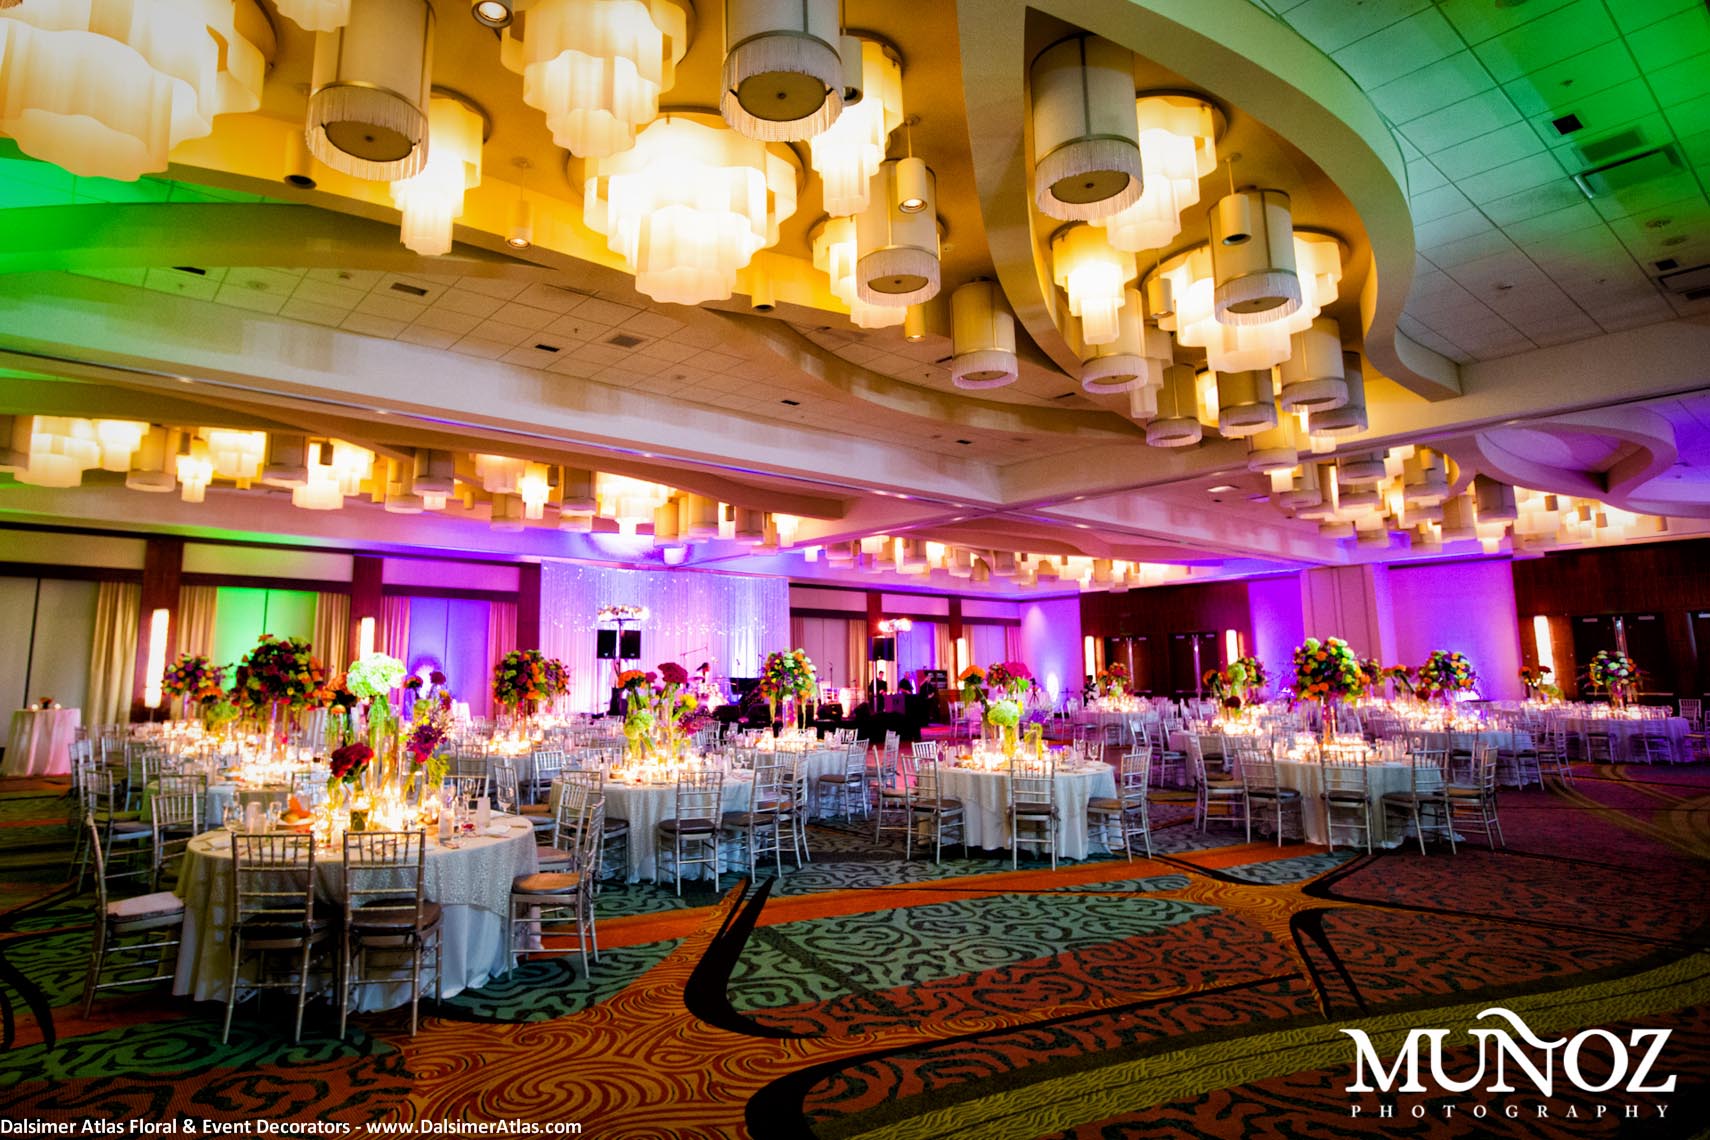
[
  {"x1": 1096, "y1": 661, "x2": 1130, "y2": 697},
  {"x1": 985, "y1": 661, "x2": 1033, "y2": 699},
  {"x1": 492, "y1": 649, "x2": 569, "y2": 719},
  {"x1": 1519, "y1": 664, "x2": 1561, "y2": 700},
  {"x1": 162, "y1": 654, "x2": 226, "y2": 719},
  {"x1": 1292, "y1": 636, "x2": 1366, "y2": 741},
  {"x1": 347, "y1": 652, "x2": 406, "y2": 743},
  {"x1": 1385, "y1": 665, "x2": 1415, "y2": 699},
  {"x1": 231, "y1": 635, "x2": 327, "y2": 738},
  {"x1": 759, "y1": 649, "x2": 817, "y2": 728},
  {"x1": 958, "y1": 665, "x2": 987, "y2": 707},
  {"x1": 1416, "y1": 650, "x2": 1477, "y2": 704},
  {"x1": 406, "y1": 694, "x2": 454, "y2": 787},
  {"x1": 985, "y1": 696, "x2": 1022, "y2": 757},
  {"x1": 980, "y1": 661, "x2": 1032, "y2": 755},
  {"x1": 1587, "y1": 650, "x2": 1639, "y2": 708}
]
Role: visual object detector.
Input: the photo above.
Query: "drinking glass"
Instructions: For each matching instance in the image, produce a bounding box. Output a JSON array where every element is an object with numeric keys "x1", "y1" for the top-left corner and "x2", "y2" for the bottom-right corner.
[
  {"x1": 222, "y1": 802, "x2": 241, "y2": 832},
  {"x1": 265, "y1": 801, "x2": 284, "y2": 831},
  {"x1": 494, "y1": 779, "x2": 516, "y2": 816}
]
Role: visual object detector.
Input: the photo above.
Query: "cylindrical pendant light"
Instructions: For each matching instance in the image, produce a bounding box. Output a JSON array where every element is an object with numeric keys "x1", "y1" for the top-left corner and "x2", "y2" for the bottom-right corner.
[
  {"x1": 584, "y1": 113, "x2": 800, "y2": 305},
  {"x1": 1215, "y1": 369, "x2": 1277, "y2": 437},
  {"x1": 1402, "y1": 447, "x2": 1450, "y2": 508},
  {"x1": 1128, "y1": 383, "x2": 1159, "y2": 421},
  {"x1": 1100, "y1": 94, "x2": 1219, "y2": 253},
  {"x1": 1276, "y1": 317, "x2": 1346, "y2": 412},
  {"x1": 811, "y1": 216, "x2": 906, "y2": 328},
  {"x1": 809, "y1": 36, "x2": 903, "y2": 216},
  {"x1": 1309, "y1": 350, "x2": 1369, "y2": 436},
  {"x1": 391, "y1": 92, "x2": 485, "y2": 256},
  {"x1": 949, "y1": 280, "x2": 1018, "y2": 390},
  {"x1": 124, "y1": 427, "x2": 178, "y2": 493},
  {"x1": 680, "y1": 493, "x2": 721, "y2": 538},
  {"x1": 1279, "y1": 465, "x2": 1320, "y2": 510},
  {"x1": 1336, "y1": 451, "x2": 1388, "y2": 487},
  {"x1": 308, "y1": 0, "x2": 433, "y2": 181},
  {"x1": 1440, "y1": 494, "x2": 1478, "y2": 542},
  {"x1": 411, "y1": 448, "x2": 456, "y2": 496},
  {"x1": 855, "y1": 159, "x2": 941, "y2": 306},
  {"x1": 1246, "y1": 413, "x2": 1298, "y2": 473},
  {"x1": 499, "y1": 0, "x2": 691, "y2": 159},
  {"x1": 1078, "y1": 287, "x2": 1169, "y2": 395},
  {"x1": 904, "y1": 294, "x2": 950, "y2": 342},
  {"x1": 1029, "y1": 34, "x2": 1143, "y2": 222},
  {"x1": 720, "y1": 0, "x2": 843, "y2": 142},
  {"x1": 276, "y1": 0, "x2": 350, "y2": 31},
  {"x1": 653, "y1": 501, "x2": 683, "y2": 546},
  {"x1": 490, "y1": 493, "x2": 527, "y2": 532},
  {"x1": 1051, "y1": 224, "x2": 1136, "y2": 346},
  {"x1": 1208, "y1": 188, "x2": 1301, "y2": 326},
  {"x1": 1146, "y1": 363, "x2": 1202, "y2": 447},
  {"x1": 1473, "y1": 475, "x2": 1518, "y2": 522},
  {"x1": 93, "y1": 419, "x2": 147, "y2": 473}
]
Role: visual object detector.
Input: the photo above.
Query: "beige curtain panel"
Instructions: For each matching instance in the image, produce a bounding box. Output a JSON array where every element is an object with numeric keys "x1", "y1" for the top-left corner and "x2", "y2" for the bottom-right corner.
[
  {"x1": 86, "y1": 580, "x2": 140, "y2": 727},
  {"x1": 314, "y1": 591, "x2": 351, "y2": 675},
  {"x1": 380, "y1": 595, "x2": 411, "y2": 663},
  {"x1": 176, "y1": 585, "x2": 218, "y2": 661}
]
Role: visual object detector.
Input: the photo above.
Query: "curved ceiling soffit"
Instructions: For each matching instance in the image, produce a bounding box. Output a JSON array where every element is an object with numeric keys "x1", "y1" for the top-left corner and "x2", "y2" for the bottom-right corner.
[
  {"x1": 721, "y1": 311, "x2": 1146, "y2": 441},
  {"x1": 1468, "y1": 407, "x2": 1687, "y2": 513},
  {"x1": 952, "y1": 0, "x2": 1458, "y2": 400}
]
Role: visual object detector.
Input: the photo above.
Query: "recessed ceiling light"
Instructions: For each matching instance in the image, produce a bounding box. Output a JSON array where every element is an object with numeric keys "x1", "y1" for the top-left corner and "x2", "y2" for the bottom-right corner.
[
  {"x1": 471, "y1": 0, "x2": 512, "y2": 27},
  {"x1": 1208, "y1": 484, "x2": 1236, "y2": 493}
]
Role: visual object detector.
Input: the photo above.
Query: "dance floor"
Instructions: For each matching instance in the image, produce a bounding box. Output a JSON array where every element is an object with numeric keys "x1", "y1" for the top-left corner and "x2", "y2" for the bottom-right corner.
[{"x1": 1, "y1": 765, "x2": 1707, "y2": 1137}]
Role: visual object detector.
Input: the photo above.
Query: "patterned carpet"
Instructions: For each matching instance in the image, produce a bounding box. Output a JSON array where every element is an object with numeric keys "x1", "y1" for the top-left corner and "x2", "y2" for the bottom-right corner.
[{"x1": 1, "y1": 764, "x2": 1708, "y2": 1139}]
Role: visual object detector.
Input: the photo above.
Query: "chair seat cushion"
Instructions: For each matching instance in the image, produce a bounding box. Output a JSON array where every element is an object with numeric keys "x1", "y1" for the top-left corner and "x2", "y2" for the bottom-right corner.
[
  {"x1": 1248, "y1": 788, "x2": 1301, "y2": 801},
  {"x1": 518, "y1": 804, "x2": 551, "y2": 816},
  {"x1": 658, "y1": 817, "x2": 717, "y2": 834},
  {"x1": 350, "y1": 898, "x2": 443, "y2": 931},
  {"x1": 512, "y1": 871, "x2": 584, "y2": 894},
  {"x1": 602, "y1": 818, "x2": 629, "y2": 836},
  {"x1": 721, "y1": 811, "x2": 776, "y2": 828},
  {"x1": 95, "y1": 809, "x2": 144, "y2": 825},
  {"x1": 1086, "y1": 796, "x2": 1122, "y2": 811},
  {"x1": 536, "y1": 844, "x2": 575, "y2": 864},
  {"x1": 108, "y1": 892, "x2": 184, "y2": 919},
  {"x1": 235, "y1": 917, "x2": 330, "y2": 945},
  {"x1": 1010, "y1": 806, "x2": 1058, "y2": 819},
  {"x1": 817, "y1": 773, "x2": 857, "y2": 784}
]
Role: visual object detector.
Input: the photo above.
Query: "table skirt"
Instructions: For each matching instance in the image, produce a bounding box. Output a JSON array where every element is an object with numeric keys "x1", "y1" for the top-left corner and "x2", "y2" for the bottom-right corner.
[{"x1": 937, "y1": 765, "x2": 1117, "y2": 859}]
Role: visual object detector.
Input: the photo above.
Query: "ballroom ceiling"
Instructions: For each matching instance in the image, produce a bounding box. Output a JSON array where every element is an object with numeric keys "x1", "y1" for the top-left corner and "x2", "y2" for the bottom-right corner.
[{"x1": 1, "y1": 0, "x2": 1708, "y2": 596}]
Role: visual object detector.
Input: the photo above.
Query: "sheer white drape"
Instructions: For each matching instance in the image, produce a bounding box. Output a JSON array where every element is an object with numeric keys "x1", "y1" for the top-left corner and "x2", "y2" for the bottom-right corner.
[
  {"x1": 86, "y1": 581, "x2": 140, "y2": 726},
  {"x1": 313, "y1": 592, "x2": 350, "y2": 675},
  {"x1": 380, "y1": 596, "x2": 411, "y2": 662},
  {"x1": 487, "y1": 601, "x2": 517, "y2": 670},
  {"x1": 540, "y1": 563, "x2": 788, "y2": 713},
  {"x1": 177, "y1": 586, "x2": 219, "y2": 661}
]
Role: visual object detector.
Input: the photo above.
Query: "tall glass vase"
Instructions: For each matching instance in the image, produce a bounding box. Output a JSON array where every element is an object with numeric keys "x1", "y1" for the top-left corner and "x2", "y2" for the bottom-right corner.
[{"x1": 1321, "y1": 699, "x2": 1337, "y2": 745}]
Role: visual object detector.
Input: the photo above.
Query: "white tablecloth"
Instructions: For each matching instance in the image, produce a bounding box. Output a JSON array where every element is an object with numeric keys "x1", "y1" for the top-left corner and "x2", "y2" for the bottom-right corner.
[
  {"x1": 174, "y1": 817, "x2": 537, "y2": 1010},
  {"x1": 937, "y1": 763, "x2": 1117, "y2": 859},
  {"x1": 1275, "y1": 759, "x2": 1415, "y2": 846},
  {"x1": 1559, "y1": 716, "x2": 1690, "y2": 763},
  {"x1": 597, "y1": 774, "x2": 753, "y2": 883},
  {"x1": 4, "y1": 707, "x2": 80, "y2": 776},
  {"x1": 753, "y1": 746, "x2": 846, "y2": 819}
]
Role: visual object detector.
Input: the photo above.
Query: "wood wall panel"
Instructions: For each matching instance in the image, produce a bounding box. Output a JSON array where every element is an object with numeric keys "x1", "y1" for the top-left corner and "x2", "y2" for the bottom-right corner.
[{"x1": 1512, "y1": 539, "x2": 1710, "y2": 698}]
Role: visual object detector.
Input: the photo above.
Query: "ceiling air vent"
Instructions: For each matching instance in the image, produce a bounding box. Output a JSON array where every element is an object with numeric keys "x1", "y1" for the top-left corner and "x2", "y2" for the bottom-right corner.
[
  {"x1": 1659, "y1": 264, "x2": 1710, "y2": 302},
  {"x1": 606, "y1": 332, "x2": 645, "y2": 348},
  {"x1": 1573, "y1": 145, "x2": 1680, "y2": 199}
]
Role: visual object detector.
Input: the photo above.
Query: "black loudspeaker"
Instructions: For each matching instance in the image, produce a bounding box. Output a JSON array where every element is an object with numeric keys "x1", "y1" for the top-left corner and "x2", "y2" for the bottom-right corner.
[
  {"x1": 870, "y1": 636, "x2": 895, "y2": 661},
  {"x1": 619, "y1": 629, "x2": 641, "y2": 659},
  {"x1": 596, "y1": 629, "x2": 618, "y2": 660}
]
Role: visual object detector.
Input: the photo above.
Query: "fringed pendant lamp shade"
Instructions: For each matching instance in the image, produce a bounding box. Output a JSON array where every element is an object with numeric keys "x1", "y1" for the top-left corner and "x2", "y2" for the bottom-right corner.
[
  {"x1": 499, "y1": 0, "x2": 691, "y2": 159},
  {"x1": 1150, "y1": 247, "x2": 1293, "y2": 374},
  {"x1": 1276, "y1": 317, "x2": 1346, "y2": 412},
  {"x1": 275, "y1": 0, "x2": 350, "y2": 31},
  {"x1": 390, "y1": 92, "x2": 485, "y2": 256},
  {"x1": 0, "y1": 0, "x2": 269, "y2": 181},
  {"x1": 126, "y1": 427, "x2": 177, "y2": 492},
  {"x1": 809, "y1": 36, "x2": 902, "y2": 216},
  {"x1": 1474, "y1": 475, "x2": 1518, "y2": 522},
  {"x1": 1077, "y1": 286, "x2": 1170, "y2": 395},
  {"x1": 1146, "y1": 364, "x2": 1202, "y2": 448},
  {"x1": 720, "y1": 0, "x2": 843, "y2": 142},
  {"x1": 811, "y1": 216, "x2": 905, "y2": 328},
  {"x1": 949, "y1": 280, "x2": 1018, "y2": 390},
  {"x1": 1030, "y1": 34, "x2": 1143, "y2": 222},
  {"x1": 1245, "y1": 413, "x2": 1298, "y2": 473},
  {"x1": 1100, "y1": 94, "x2": 1218, "y2": 253},
  {"x1": 307, "y1": 0, "x2": 434, "y2": 181},
  {"x1": 583, "y1": 113, "x2": 799, "y2": 305},
  {"x1": 1051, "y1": 224, "x2": 1136, "y2": 346},
  {"x1": 854, "y1": 158, "x2": 940, "y2": 306},
  {"x1": 1309, "y1": 350, "x2": 1368, "y2": 437},
  {"x1": 1215, "y1": 369, "x2": 1278, "y2": 437},
  {"x1": 1208, "y1": 188, "x2": 1301, "y2": 326}
]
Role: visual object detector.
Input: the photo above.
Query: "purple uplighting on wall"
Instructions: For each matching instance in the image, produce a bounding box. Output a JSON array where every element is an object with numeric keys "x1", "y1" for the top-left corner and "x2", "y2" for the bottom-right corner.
[{"x1": 1390, "y1": 560, "x2": 1523, "y2": 700}]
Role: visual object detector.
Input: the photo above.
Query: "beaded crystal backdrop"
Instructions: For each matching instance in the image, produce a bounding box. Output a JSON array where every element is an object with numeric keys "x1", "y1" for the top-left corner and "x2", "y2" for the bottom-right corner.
[{"x1": 539, "y1": 562, "x2": 790, "y2": 711}]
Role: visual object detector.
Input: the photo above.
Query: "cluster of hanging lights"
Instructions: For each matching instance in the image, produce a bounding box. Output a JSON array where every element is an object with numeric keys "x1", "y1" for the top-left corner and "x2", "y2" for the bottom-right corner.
[{"x1": 811, "y1": 537, "x2": 1204, "y2": 591}]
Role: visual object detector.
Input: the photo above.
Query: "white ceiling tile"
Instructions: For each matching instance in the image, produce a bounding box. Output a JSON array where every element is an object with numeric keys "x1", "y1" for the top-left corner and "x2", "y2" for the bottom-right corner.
[
  {"x1": 621, "y1": 311, "x2": 686, "y2": 337},
  {"x1": 410, "y1": 307, "x2": 482, "y2": 336},
  {"x1": 1501, "y1": 43, "x2": 1639, "y2": 119},
  {"x1": 1331, "y1": 8, "x2": 1462, "y2": 88},
  {"x1": 454, "y1": 276, "x2": 532, "y2": 301},
  {"x1": 375, "y1": 273, "x2": 449, "y2": 305},
  {"x1": 224, "y1": 267, "x2": 302, "y2": 295},
  {"x1": 431, "y1": 288, "x2": 506, "y2": 319},
  {"x1": 471, "y1": 318, "x2": 536, "y2": 346},
  {"x1": 1471, "y1": 3, "x2": 1619, "y2": 86},
  {"x1": 1414, "y1": 208, "x2": 1496, "y2": 250},
  {"x1": 1409, "y1": 183, "x2": 1474, "y2": 223},
  {"x1": 494, "y1": 302, "x2": 561, "y2": 331},
  {"x1": 340, "y1": 312, "x2": 407, "y2": 339},
  {"x1": 355, "y1": 292, "x2": 430, "y2": 322},
  {"x1": 395, "y1": 325, "x2": 460, "y2": 350},
  {"x1": 305, "y1": 268, "x2": 384, "y2": 292},
  {"x1": 670, "y1": 323, "x2": 728, "y2": 349},
  {"x1": 290, "y1": 277, "x2": 366, "y2": 310},
  {"x1": 509, "y1": 283, "x2": 586, "y2": 313},
  {"x1": 1501, "y1": 201, "x2": 1606, "y2": 244},
  {"x1": 574, "y1": 342, "x2": 632, "y2": 367},
  {"x1": 543, "y1": 313, "x2": 615, "y2": 342},
  {"x1": 1367, "y1": 53, "x2": 1495, "y2": 125},
  {"x1": 1419, "y1": 228, "x2": 1519, "y2": 268},
  {"x1": 638, "y1": 338, "x2": 697, "y2": 363},
  {"x1": 1402, "y1": 90, "x2": 1524, "y2": 154},
  {"x1": 1455, "y1": 151, "x2": 1570, "y2": 205},
  {"x1": 212, "y1": 283, "x2": 287, "y2": 314},
  {"x1": 143, "y1": 267, "x2": 221, "y2": 301},
  {"x1": 1405, "y1": 159, "x2": 1450, "y2": 196},
  {"x1": 277, "y1": 298, "x2": 347, "y2": 326},
  {"x1": 1430, "y1": 121, "x2": 1548, "y2": 180},
  {"x1": 571, "y1": 296, "x2": 644, "y2": 325},
  {"x1": 1284, "y1": 0, "x2": 1430, "y2": 55},
  {"x1": 449, "y1": 336, "x2": 511, "y2": 359},
  {"x1": 544, "y1": 354, "x2": 601, "y2": 379},
  {"x1": 1479, "y1": 179, "x2": 1589, "y2": 226},
  {"x1": 498, "y1": 344, "x2": 570, "y2": 369}
]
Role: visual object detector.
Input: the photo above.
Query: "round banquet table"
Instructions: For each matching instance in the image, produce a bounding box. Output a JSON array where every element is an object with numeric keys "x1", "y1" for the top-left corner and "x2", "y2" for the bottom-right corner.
[
  {"x1": 557, "y1": 773, "x2": 753, "y2": 883},
  {"x1": 936, "y1": 761, "x2": 1118, "y2": 859},
  {"x1": 173, "y1": 816, "x2": 538, "y2": 1010},
  {"x1": 3, "y1": 707, "x2": 80, "y2": 777},
  {"x1": 1274, "y1": 758, "x2": 1416, "y2": 847},
  {"x1": 1558, "y1": 716, "x2": 1689, "y2": 764}
]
